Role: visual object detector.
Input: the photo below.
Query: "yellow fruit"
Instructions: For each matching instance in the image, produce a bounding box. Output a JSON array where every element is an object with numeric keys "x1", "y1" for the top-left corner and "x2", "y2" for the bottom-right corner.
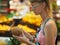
[
  {"x1": 0, "y1": 41, "x2": 6, "y2": 45},
  {"x1": 17, "y1": 24, "x2": 36, "y2": 33},
  {"x1": 0, "y1": 24, "x2": 10, "y2": 31},
  {"x1": 22, "y1": 18, "x2": 28, "y2": 22},
  {"x1": 0, "y1": 20, "x2": 3, "y2": 23},
  {"x1": 8, "y1": 18, "x2": 13, "y2": 21},
  {"x1": 4, "y1": 18, "x2": 7, "y2": 22},
  {"x1": 22, "y1": 11, "x2": 42, "y2": 26}
]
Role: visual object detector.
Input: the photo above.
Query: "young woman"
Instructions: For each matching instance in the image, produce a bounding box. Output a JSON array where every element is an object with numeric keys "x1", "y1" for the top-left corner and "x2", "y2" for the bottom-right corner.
[
  {"x1": 13, "y1": 0, "x2": 57, "y2": 45},
  {"x1": 9, "y1": 0, "x2": 32, "y2": 26}
]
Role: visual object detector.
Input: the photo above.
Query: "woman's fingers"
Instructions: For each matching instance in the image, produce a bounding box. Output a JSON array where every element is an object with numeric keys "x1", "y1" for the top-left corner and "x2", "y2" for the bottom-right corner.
[
  {"x1": 13, "y1": 35, "x2": 20, "y2": 40},
  {"x1": 13, "y1": 35, "x2": 18, "y2": 38},
  {"x1": 13, "y1": 35, "x2": 23, "y2": 41},
  {"x1": 22, "y1": 31, "x2": 25, "y2": 36}
]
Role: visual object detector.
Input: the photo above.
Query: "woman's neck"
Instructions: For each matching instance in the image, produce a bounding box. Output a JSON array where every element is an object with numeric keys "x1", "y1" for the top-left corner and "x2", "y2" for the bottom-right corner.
[
  {"x1": 40, "y1": 10, "x2": 49, "y2": 24},
  {"x1": 41, "y1": 17, "x2": 49, "y2": 24}
]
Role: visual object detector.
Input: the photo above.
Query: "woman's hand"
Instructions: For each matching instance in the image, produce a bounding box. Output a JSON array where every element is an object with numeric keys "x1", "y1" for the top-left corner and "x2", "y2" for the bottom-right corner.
[
  {"x1": 13, "y1": 34, "x2": 35, "y2": 45},
  {"x1": 13, "y1": 29, "x2": 35, "y2": 45},
  {"x1": 13, "y1": 30, "x2": 35, "y2": 45},
  {"x1": 13, "y1": 31, "x2": 29, "y2": 43},
  {"x1": 20, "y1": 28, "x2": 34, "y2": 41}
]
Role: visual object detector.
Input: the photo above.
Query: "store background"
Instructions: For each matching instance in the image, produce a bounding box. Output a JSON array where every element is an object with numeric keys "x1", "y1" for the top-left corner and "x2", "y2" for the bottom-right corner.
[
  {"x1": 56, "y1": 0, "x2": 60, "y2": 45},
  {"x1": 0, "y1": 0, "x2": 60, "y2": 45}
]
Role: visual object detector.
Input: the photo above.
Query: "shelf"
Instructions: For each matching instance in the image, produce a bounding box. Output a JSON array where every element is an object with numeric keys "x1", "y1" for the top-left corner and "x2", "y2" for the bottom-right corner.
[
  {"x1": 0, "y1": 0, "x2": 9, "y2": 15},
  {"x1": 0, "y1": 20, "x2": 37, "y2": 37},
  {"x1": 19, "y1": 21, "x2": 40, "y2": 30},
  {"x1": 0, "y1": 4, "x2": 7, "y2": 6},
  {"x1": 0, "y1": 10, "x2": 7, "y2": 12},
  {"x1": 53, "y1": 15, "x2": 60, "y2": 20},
  {"x1": 0, "y1": 31, "x2": 12, "y2": 37},
  {"x1": 0, "y1": 20, "x2": 40, "y2": 30},
  {"x1": 0, "y1": 9, "x2": 8, "y2": 14}
]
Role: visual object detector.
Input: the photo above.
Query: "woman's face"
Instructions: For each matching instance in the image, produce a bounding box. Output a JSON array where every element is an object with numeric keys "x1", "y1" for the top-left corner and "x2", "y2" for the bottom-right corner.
[{"x1": 33, "y1": 2, "x2": 46, "y2": 14}]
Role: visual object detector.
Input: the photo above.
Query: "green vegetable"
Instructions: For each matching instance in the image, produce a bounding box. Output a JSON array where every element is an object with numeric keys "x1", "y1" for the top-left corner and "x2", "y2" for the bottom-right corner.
[
  {"x1": 56, "y1": 20, "x2": 60, "y2": 33},
  {"x1": 52, "y1": 2, "x2": 58, "y2": 10},
  {"x1": 7, "y1": 40, "x2": 13, "y2": 45},
  {"x1": 6, "y1": 13, "x2": 14, "y2": 18},
  {"x1": 9, "y1": 37, "x2": 20, "y2": 45}
]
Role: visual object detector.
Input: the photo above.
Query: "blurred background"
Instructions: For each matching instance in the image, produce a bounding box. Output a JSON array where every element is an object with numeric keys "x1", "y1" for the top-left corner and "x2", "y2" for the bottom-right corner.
[{"x1": 0, "y1": 0, "x2": 60, "y2": 45}]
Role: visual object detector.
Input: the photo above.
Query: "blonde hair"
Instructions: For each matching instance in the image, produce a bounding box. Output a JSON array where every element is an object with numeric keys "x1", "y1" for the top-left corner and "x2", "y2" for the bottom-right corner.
[{"x1": 44, "y1": 0, "x2": 53, "y2": 18}]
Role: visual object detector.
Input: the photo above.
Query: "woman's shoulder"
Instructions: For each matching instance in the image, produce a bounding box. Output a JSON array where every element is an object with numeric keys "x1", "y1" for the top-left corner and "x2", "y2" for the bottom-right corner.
[
  {"x1": 44, "y1": 19, "x2": 57, "y2": 37},
  {"x1": 46, "y1": 19, "x2": 55, "y2": 26},
  {"x1": 45, "y1": 19, "x2": 57, "y2": 31}
]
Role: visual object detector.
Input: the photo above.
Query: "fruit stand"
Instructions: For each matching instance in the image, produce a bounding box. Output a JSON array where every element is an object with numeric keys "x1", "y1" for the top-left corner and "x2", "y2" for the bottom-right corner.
[
  {"x1": 0, "y1": 11, "x2": 42, "y2": 35},
  {"x1": 0, "y1": 1, "x2": 42, "y2": 44},
  {"x1": 0, "y1": 10, "x2": 42, "y2": 45},
  {"x1": 0, "y1": 0, "x2": 59, "y2": 45}
]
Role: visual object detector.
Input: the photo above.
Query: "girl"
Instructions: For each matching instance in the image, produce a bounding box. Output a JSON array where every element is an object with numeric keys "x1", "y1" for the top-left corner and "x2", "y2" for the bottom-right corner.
[{"x1": 13, "y1": 0, "x2": 57, "y2": 45}]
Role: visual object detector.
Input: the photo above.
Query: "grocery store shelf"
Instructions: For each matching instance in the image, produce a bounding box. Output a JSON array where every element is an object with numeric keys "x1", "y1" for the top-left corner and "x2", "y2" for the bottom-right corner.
[
  {"x1": 58, "y1": 33, "x2": 60, "y2": 36},
  {"x1": 0, "y1": 4, "x2": 7, "y2": 6},
  {"x1": 19, "y1": 21, "x2": 40, "y2": 30},
  {"x1": 0, "y1": 31, "x2": 12, "y2": 37},
  {"x1": 53, "y1": 14, "x2": 60, "y2": 20},
  {"x1": 0, "y1": 10, "x2": 7, "y2": 12},
  {"x1": 0, "y1": 0, "x2": 9, "y2": 15},
  {"x1": 0, "y1": 10, "x2": 8, "y2": 14}
]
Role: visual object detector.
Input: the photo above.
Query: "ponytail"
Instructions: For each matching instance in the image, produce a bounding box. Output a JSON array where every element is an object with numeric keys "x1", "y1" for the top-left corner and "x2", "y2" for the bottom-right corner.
[{"x1": 44, "y1": 0, "x2": 53, "y2": 18}]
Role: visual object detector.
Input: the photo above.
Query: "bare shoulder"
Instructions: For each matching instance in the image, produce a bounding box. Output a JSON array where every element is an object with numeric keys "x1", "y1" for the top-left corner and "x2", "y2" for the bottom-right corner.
[
  {"x1": 45, "y1": 19, "x2": 57, "y2": 36},
  {"x1": 46, "y1": 19, "x2": 56, "y2": 28}
]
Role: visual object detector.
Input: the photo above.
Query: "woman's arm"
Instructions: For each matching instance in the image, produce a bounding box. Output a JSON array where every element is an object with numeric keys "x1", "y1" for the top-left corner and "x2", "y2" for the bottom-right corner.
[
  {"x1": 22, "y1": 29, "x2": 35, "y2": 41},
  {"x1": 44, "y1": 20, "x2": 57, "y2": 45},
  {"x1": 13, "y1": 31, "x2": 35, "y2": 45},
  {"x1": 15, "y1": 36, "x2": 35, "y2": 45},
  {"x1": 24, "y1": 40, "x2": 35, "y2": 45}
]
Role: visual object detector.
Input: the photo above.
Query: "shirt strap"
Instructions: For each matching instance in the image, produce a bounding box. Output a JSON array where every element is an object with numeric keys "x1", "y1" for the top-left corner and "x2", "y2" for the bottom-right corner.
[{"x1": 42, "y1": 18, "x2": 53, "y2": 35}]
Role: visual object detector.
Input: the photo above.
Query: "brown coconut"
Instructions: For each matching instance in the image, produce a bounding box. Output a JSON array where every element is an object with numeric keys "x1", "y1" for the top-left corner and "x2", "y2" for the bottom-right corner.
[{"x1": 11, "y1": 27, "x2": 22, "y2": 36}]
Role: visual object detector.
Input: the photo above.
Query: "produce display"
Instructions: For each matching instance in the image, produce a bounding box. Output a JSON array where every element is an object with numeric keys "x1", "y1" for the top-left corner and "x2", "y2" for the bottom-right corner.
[
  {"x1": 0, "y1": 11, "x2": 41, "y2": 38},
  {"x1": 56, "y1": 20, "x2": 60, "y2": 33},
  {"x1": 0, "y1": 11, "x2": 41, "y2": 45},
  {"x1": 0, "y1": 0, "x2": 59, "y2": 45},
  {"x1": 17, "y1": 24, "x2": 36, "y2": 35},
  {"x1": 0, "y1": 37, "x2": 27, "y2": 45},
  {"x1": 0, "y1": 11, "x2": 42, "y2": 26},
  {"x1": 0, "y1": 24, "x2": 36, "y2": 35},
  {"x1": 0, "y1": 16, "x2": 13, "y2": 23},
  {"x1": 0, "y1": 41, "x2": 6, "y2": 45},
  {"x1": 22, "y1": 11, "x2": 42, "y2": 26},
  {"x1": 0, "y1": 24, "x2": 10, "y2": 31}
]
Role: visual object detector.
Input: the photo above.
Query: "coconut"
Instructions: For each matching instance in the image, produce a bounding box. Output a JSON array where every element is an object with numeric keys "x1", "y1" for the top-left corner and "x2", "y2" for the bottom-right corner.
[{"x1": 11, "y1": 27, "x2": 22, "y2": 36}]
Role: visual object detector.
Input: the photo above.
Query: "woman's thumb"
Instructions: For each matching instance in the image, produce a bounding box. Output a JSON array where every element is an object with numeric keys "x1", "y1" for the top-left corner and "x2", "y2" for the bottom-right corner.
[{"x1": 22, "y1": 31, "x2": 25, "y2": 36}]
